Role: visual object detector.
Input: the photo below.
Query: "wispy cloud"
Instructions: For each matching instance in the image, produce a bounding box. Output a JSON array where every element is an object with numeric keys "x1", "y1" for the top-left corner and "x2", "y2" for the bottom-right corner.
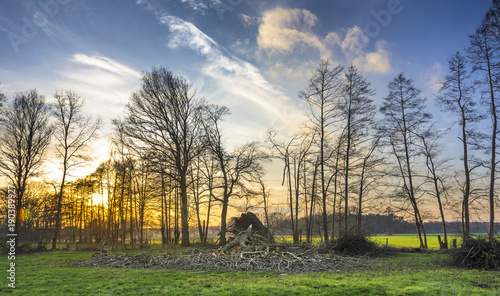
[
  {"x1": 58, "y1": 53, "x2": 141, "y2": 121},
  {"x1": 72, "y1": 53, "x2": 141, "y2": 79},
  {"x1": 239, "y1": 14, "x2": 260, "y2": 28},
  {"x1": 180, "y1": 0, "x2": 209, "y2": 13},
  {"x1": 139, "y1": 2, "x2": 302, "y2": 128}
]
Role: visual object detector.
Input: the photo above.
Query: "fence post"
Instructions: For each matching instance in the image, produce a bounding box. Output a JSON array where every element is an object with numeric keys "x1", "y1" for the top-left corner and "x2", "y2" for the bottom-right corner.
[
  {"x1": 438, "y1": 235, "x2": 443, "y2": 249},
  {"x1": 386, "y1": 237, "x2": 388, "y2": 247}
]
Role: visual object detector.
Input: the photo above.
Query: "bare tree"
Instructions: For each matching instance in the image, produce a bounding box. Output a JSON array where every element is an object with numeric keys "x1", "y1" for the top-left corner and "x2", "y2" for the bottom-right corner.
[
  {"x1": 132, "y1": 159, "x2": 156, "y2": 248},
  {"x1": 51, "y1": 90, "x2": 101, "y2": 250},
  {"x1": 0, "y1": 90, "x2": 52, "y2": 237},
  {"x1": 300, "y1": 59, "x2": 344, "y2": 241},
  {"x1": 203, "y1": 104, "x2": 267, "y2": 244},
  {"x1": 197, "y1": 152, "x2": 217, "y2": 244},
  {"x1": 437, "y1": 51, "x2": 484, "y2": 243},
  {"x1": 339, "y1": 64, "x2": 376, "y2": 235},
  {"x1": 380, "y1": 73, "x2": 431, "y2": 248},
  {"x1": 258, "y1": 177, "x2": 271, "y2": 228},
  {"x1": 110, "y1": 119, "x2": 133, "y2": 247},
  {"x1": 267, "y1": 130, "x2": 314, "y2": 243},
  {"x1": 417, "y1": 128, "x2": 450, "y2": 249},
  {"x1": 123, "y1": 67, "x2": 205, "y2": 246},
  {"x1": 355, "y1": 137, "x2": 384, "y2": 234},
  {"x1": 469, "y1": 4, "x2": 500, "y2": 241}
]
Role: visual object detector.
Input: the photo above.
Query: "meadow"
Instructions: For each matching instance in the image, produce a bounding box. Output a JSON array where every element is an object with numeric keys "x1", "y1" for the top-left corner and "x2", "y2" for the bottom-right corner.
[
  {"x1": 1, "y1": 235, "x2": 499, "y2": 295},
  {"x1": 370, "y1": 234, "x2": 463, "y2": 250},
  {"x1": 273, "y1": 234, "x2": 462, "y2": 250}
]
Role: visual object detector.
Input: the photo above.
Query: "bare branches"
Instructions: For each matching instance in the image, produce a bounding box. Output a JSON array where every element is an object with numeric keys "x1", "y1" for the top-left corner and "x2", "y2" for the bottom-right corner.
[
  {"x1": 122, "y1": 67, "x2": 205, "y2": 246},
  {"x1": 380, "y1": 73, "x2": 431, "y2": 248},
  {"x1": 81, "y1": 246, "x2": 366, "y2": 273},
  {"x1": 51, "y1": 90, "x2": 101, "y2": 250},
  {"x1": 0, "y1": 89, "x2": 52, "y2": 235}
]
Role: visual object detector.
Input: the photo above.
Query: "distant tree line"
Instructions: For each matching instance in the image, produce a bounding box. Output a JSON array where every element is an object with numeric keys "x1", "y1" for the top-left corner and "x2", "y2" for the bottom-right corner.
[{"x1": 1, "y1": 1, "x2": 500, "y2": 248}]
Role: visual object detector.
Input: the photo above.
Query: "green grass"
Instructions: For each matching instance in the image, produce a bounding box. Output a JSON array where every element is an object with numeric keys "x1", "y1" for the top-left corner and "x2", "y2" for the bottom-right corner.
[
  {"x1": 1, "y1": 249, "x2": 499, "y2": 295},
  {"x1": 370, "y1": 234, "x2": 463, "y2": 250},
  {"x1": 273, "y1": 234, "x2": 462, "y2": 250}
]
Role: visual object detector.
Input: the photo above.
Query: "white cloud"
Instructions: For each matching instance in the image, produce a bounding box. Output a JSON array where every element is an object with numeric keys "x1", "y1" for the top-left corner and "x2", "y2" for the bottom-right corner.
[
  {"x1": 351, "y1": 40, "x2": 391, "y2": 74},
  {"x1": 58, "y1": 53, "x2": 141, "y2": 123},
  {"x1": 427, "y1": 63, "x2": 442, "y2": 94},
  {"x1": 161, "y1": 14, "x2": 301, "y2": 127},
  {"x1": 341, "y1": 26, "x2": 369, "y2": 55},
  {"x1": 239, "y1": 14, "x2": 260, "y2": 28},
  {"x1": 72, "y1": 53, "x2": 142, "y2": 79},
  {"x1": 256, "y1": 8, "x2": 392, "y2": 74},
  {"x1": 325, "y1": 32, "x2": 341, "y2": 48},
  {"x1": 181, "y1": 0, "x2": 209, "y2": 12},
  {"x1": 257, "y1": 8, "x2": 329, "y2": 57}
]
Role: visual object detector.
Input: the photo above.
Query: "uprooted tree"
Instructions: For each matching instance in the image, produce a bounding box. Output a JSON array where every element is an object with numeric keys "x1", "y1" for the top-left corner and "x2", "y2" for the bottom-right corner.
[{"x1": 221, "y1": 212, "x2": 274, "y2": 252}]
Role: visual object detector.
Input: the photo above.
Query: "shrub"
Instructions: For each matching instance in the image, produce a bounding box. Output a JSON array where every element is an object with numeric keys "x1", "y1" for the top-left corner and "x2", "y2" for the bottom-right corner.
[
  {"x1": 322, "y1": 234, "x2": 382, "y2": 256},
  {"x1": 1, "y1": 242, "x2": 47, "y2": 254},
  {"x1": 451, "y1": 236, "x2": 500, "y2": 270}
]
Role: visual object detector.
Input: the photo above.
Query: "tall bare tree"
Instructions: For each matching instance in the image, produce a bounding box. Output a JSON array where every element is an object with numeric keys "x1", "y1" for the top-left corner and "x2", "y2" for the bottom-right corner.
[
  {"x1": 417, "y1": 128, "x2": 450, "y2": 249},
  {"x1": 0, "y1": 90, "x2": 52, "y2": 237},
  {"x1": 267, "y1": 130, "x2": 314, "y2": 243},
  {"x1": 469, "y1": 3, "x2": 500, "y2": 241},
  {"x1": 437, "y1": 51, "x2": 483, "y2": 243},
  {"x1": 123, "y1": 67, "x2": 204, "y2": 246},
  {"x1": 355, "y1": 137, "x2": 384, "y2": 234},
  {"x1": 51, "y1": 90, "x2": 101, "y2": 250},
  {"x1": 300, "y1": 59, "x2": 343, "y2": 241},
  {"x1": 380, "y1": 73, "x2": 431, "y2": 248},
  {"x1": 339, "y1": 64, "x2": 376, "y2": 235}
]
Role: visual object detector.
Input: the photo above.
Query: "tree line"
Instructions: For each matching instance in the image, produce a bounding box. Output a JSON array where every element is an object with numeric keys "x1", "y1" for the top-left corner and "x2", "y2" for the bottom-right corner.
[{"x1": 1, "y1": 1, "x2": 500, "y2": 248}]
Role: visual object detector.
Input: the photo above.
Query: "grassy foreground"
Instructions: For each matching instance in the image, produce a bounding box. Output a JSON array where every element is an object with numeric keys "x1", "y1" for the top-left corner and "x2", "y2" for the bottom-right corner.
[{"x1": 1, "y1": 249, "x2": 499, "y2": 295}]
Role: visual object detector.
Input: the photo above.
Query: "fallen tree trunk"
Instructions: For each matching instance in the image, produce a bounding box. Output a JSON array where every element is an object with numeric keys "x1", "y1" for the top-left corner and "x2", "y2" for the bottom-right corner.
[{"x1": 222, "y1": 225, "x2": 253, "y2": 252}]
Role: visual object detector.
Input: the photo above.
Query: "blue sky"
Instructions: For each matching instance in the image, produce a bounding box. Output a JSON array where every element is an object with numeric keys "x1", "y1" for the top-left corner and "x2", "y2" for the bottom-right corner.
[{"x1": 0, "y1": 0, "x2": 493, "y2": 184}]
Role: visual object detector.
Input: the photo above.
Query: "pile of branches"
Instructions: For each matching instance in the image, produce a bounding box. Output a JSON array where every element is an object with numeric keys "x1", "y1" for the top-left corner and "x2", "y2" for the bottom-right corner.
[
  {"x1": 78, "y1": 245, "x2": 367, "y2": 273},
  {"x1": 78, "y1": 215, "x2": 370, "y2": 273},
  {"x1": 451, "y1": 237, "x2": 500, "y2": 270}
]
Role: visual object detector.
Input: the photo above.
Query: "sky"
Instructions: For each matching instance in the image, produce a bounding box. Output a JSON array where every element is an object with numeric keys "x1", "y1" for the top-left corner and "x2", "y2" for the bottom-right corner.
[{"x1": 0, "y1": 0, "x2": 495, "y2": 210}]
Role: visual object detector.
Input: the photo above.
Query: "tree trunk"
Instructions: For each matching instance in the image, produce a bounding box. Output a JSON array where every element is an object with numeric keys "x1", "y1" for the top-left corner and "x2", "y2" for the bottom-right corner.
[
  {"x1": 461, "y1": 107, "x2": 471, "y2": 244},
  {"x1": 219, "y1": 195, "x2": 229, "y2": 245},
  {"x1": 180, "y1": 171, "x2": 190, "y2": 246},
  {"x1": 52, "y1": 158, "x2": 67, "y2": 250},
  {"x1": 487, "y1": 59, "x2": 497, "y2": 242}
]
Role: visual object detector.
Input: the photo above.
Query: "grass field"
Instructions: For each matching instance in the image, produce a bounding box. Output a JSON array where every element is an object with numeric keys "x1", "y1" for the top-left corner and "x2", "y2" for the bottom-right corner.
[
  {"x1": 272, "y1": 234, "x2": 463, "y2": 250},
  {"x1": 370, "y1": 234, "x2": 463, "y2": 250},
  {"x1": 1, "y1": 246, "x2": 499, "y2": 295}
]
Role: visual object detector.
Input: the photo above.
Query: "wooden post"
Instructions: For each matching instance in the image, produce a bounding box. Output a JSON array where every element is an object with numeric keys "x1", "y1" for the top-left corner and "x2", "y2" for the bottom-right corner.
[
  {"x1": 438, "y1": 235, "x2": 443, "y2": 249},
  {"x1": 452, "y1": 239, "x2": 457, "y2": 249},
  {"x1": 202, "y1": 220, "x2": 206, "y2": 244},
  {"x1": 386, "y1": 237, "x2": 389, "y2": 247}
]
